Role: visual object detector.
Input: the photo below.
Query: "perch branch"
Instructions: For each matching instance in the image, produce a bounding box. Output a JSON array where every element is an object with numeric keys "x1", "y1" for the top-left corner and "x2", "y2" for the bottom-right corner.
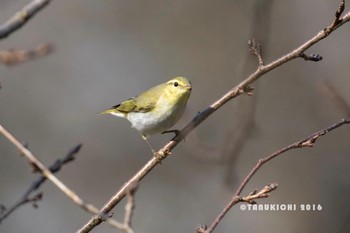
[
  {"x1": 76, "y1": 1, "x2": 350, "y2": 232},
  {"x1": 0, "y1": 0, "x2": 50, "y2": 40}
]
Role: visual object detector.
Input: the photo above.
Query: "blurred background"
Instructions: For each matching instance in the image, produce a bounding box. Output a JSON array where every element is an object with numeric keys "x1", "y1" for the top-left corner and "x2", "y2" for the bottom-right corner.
[{"x1": 0, "y1": 0, "x2": 350, "y2": 232}]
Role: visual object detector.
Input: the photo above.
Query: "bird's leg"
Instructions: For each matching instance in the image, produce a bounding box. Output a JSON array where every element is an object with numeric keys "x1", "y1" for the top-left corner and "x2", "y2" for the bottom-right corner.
[
  {"x1": 141, "y1": 135, "x2": 166, "y2": 162},
  {"x1": 142, "y1": 135, "x2": 156, "y2": 154},
  {"x1": 161, "y1": 129, "x2": 185, "y2": 141}
]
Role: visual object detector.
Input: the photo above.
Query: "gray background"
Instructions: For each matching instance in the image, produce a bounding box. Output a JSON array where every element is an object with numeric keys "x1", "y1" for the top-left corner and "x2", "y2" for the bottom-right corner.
[{"x1": 1, "y1": 1, "x2": 350, "y2": 233}]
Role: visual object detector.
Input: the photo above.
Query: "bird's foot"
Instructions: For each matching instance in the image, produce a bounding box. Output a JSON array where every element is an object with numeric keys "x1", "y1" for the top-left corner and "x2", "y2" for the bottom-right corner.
[{"x1": 161, "y1": 129, "x2": 185, "y2": 141}]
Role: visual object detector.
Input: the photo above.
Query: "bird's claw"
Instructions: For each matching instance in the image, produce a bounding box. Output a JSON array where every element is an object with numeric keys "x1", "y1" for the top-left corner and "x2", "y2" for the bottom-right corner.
[{"x1": 161, "y1": 129, "x2": 185, "y2": 141}]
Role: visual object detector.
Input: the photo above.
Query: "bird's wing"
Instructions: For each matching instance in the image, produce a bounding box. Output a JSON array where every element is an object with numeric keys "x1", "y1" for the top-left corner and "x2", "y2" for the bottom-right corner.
[{"x1": 117, "y1": 86, "x2": 161, "y2": 113}]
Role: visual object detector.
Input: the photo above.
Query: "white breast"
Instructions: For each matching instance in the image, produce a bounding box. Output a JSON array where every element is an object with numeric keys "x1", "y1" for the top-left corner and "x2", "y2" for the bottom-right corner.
[{"x1": 127, "y1": 94, "x2": 186, "y2": 138}]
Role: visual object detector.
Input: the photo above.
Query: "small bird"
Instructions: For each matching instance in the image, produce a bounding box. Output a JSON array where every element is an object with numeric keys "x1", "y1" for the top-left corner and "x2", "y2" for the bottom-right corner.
[{"x1": 100, "y1": 77, "x2": 192, "y2": 154}]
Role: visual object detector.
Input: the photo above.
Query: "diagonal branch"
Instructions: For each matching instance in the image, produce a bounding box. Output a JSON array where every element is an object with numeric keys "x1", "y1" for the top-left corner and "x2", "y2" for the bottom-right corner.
[
  {"x1": 0, "y1": 124, "x2": 88, "y2": 209},
  {"x1": 0, "y1": 124, "x2": 127, "y2": 230},
  {"x1": 0, "y1": 144, "x2": 81, "y2": 223},
  {"x1": 0, "y1": 0, "x2": 50, "y2": 40},
  {"x1": 202, "y1": 119, "x2": 350, "y2": 233},
  {"x1": 76, "y1": 2, "x2": 350, "y2": 232}
]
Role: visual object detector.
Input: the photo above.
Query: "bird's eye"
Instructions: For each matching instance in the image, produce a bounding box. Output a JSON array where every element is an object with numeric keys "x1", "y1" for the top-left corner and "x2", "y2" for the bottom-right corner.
[{"x1": 174, "y1": 82, "x2": 179, "y2": 87}]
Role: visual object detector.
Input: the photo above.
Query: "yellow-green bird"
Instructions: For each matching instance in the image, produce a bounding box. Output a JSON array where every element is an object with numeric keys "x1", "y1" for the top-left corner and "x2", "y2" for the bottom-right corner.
[{"x1": 100, "y1": 77, "x2": 192, "y2": 153}]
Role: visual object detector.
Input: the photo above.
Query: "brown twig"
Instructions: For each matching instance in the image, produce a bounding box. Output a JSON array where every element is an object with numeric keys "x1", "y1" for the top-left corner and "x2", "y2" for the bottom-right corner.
[
  {"x1": 196, "y1": 183, "x2": 278, "y2": 233},
  {"x1": 0, "y1": 124, "x2": 129, "y2": 231},
  {"x1": 0, "y1": 144, "x2": 81, "y2": 223},
  {"x1": 203, "y1": 119, "x2": 350, "y2": 233},
  {"x1": 241, "y1": 183, "x2": 278, "y2": 204},
  {"x1": 0, "y1": 192, "x2": 43, "y2": 222},
  {"x1": 331, "y1": 0, "x2": 345, "y2": 29},
  {"x1": 0, "y1": 0, "x2": 50, "y2": 40},
  {"x1": 249, "y1": 38, "x2": 264, "y2": 67},
  {"x1": 122, "y1": 182, "x2": 138, "y2": 233},
  {"x1": 76, "y1": 2, "x2": 350, "y2": 232},
  {"x1": 0, "y1": 43, "x2": 54, "y2": 66},
  {"x1": 0, "y1": 124, "x2": 78, "y2": 201}
]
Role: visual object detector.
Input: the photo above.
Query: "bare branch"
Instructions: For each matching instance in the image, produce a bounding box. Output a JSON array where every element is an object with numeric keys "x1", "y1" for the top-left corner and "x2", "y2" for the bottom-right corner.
[
  {"x1": 203, "y1": 119, "x2": 350, "y2": 233},
  {"x1": 248, "y1": 38, "x2": 264, "y2": 67},
  {"x1": 197, "y1": 183, "x2": 278, "y2": 233},
  {"x1": 122, "y1": 182, "x2": 138, "y2": 233},
  {"x1": 0, "y1": 124, "x2": 126, "y2": 230},
  {"x1": 76, "y1": 2, "x2": 350, "y2": 232},
  {"x1": 241, "y1": 183, "x2": 278, "y2": 204},
  {"x1": 331, "y1": 0, "x2": 345, "y2": 29},
  {"x1": 0, "y1": 0, "x2": 50, "y2": 40},
  {"x1": 0, "y1": 43, "x2": 54, "y2": 66},
  {"x1": 0, "y1": 144, "x2": 81, "y2": 223},
  {"x1": 0, "y1": 192, "x2": 43, "y2": 223}
]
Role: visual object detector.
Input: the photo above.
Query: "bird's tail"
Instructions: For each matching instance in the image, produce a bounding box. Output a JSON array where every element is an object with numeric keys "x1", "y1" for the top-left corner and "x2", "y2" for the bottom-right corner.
[
  {"x1": 98, "y1": 106, "x2": 125, "y2": 118},
  {"x1": 98, "y1": 108, "x2": 116, "y2": 115}
]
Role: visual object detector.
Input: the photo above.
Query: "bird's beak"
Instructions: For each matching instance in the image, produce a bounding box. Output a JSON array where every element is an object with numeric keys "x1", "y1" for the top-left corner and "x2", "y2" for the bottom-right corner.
[{"x1": 185, "y1": 84, "x2": 192, "y2": 91}]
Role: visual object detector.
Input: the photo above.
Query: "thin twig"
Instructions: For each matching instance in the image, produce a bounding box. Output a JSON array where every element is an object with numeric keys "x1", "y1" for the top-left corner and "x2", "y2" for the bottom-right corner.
[
  {"x1": 331, "y1": 0, "x2": 345, "y2": 28},
  {"x1": 76, "y1": 2, "x2": 350, "y2": 232},
  {"x1": 241, "y1": 183, "x2": 278, "y2": 204},
  {"x1": 203, "y1": 119, "x2": 350, "y2": 233},
  {"x1": 0, "y1": 144, "x2": 81, "y2": 223},
  {"x1": 196, "y1": 183, "x2": 278, "y2": 233},
  {"x1": 249, "y1": 38, "x2": 264, "y2": 67},
  {"x1": 197, "y1": 183, "x2": 278, "y2": 233},
  {"x1": 0, "y1": 192, "x2": 43, "y2": 224},
  {"x1": 0, "y1": 0, "x2": 50, "y2": 40},
  {"x1": 0, "y1": 124, "x2": 126, "y2": 230},
  {"x1": 122, "y1": 182, "x2": 138, "y2": 233}
]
